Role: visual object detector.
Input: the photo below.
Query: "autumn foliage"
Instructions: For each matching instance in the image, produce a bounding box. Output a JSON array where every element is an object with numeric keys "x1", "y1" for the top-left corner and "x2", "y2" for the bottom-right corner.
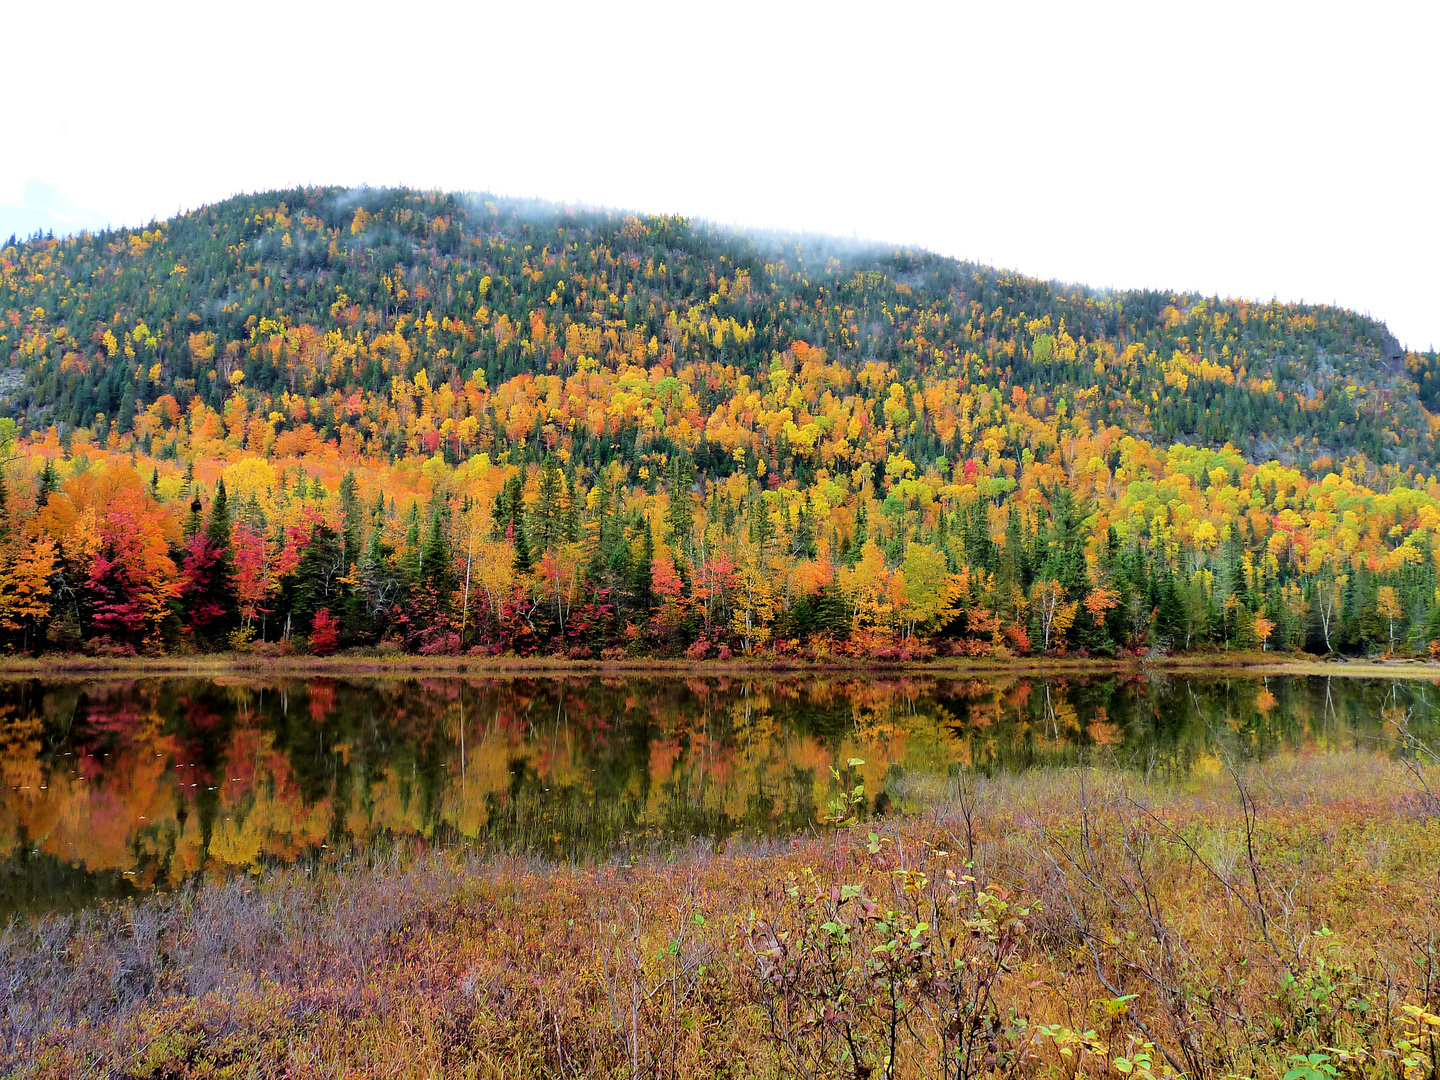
[{"x1": 1, "y1": 188, "x2": 1439, "y2": 659}]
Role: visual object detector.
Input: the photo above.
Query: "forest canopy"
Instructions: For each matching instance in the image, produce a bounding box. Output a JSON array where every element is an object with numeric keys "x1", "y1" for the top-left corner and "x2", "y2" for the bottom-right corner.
[{"x1": 2, "y1": 185, "x2": 1438, "y2": 659}]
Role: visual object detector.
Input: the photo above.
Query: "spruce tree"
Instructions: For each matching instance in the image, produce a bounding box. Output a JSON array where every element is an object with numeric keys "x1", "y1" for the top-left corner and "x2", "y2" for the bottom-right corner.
[
  {"x1": 791, "y1": 498, "x2": 815, "y2": 559},
  {"x1": 665, "y1": 453, "x2": 695, "y2": 556},
  {"x1": 184, "y1": 488, "x2": 204, "y2": 540},
  {"x1": 116, "y1": 385, "x2": 136, "y2": 434},
  {"x1": 587, "y1": 479, "x2": 613, "y2": 580},
  {"x1": 534, "y1": 454, "x2": 561, "y2": 552},
  {"x1": 1003, "y1": 504, "x2": 1030, "y2": 592},
  {"x1": 205, "y1": 478, "x2": 233, "y2": 548},
  {"x1": 631, "y1": 518, "x2": 655, "y2": 614},
  {"x1": 399, "y1": 501, "x2": 422, "y2": 583},
  {"x1": 180, "y1": 479, "x2": 238, "y2": 644},
  {"x1": 420, "y1": 504, "x2": 453, "y2": 597},
  {"x1": 845, "y1": 500, "x2": 868, "y2": 566},
  {"x1": 965, "y1": 499, "x2": 995, "y2": 572},
  {"x1": 510, "y1": 512, "x2": 533, "y2": 575},
  {"x1": 39, "y1": 459, "x2": 60, "y2": 505}
]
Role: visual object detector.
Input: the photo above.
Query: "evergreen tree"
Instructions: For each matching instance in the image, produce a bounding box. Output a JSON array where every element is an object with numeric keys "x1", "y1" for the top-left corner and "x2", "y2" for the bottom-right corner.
[
  {"x1": 352, "y1": 521, "x2": 399, "y2": 640},
  {"x1": 562, "y1": 469, "x2": 580, "y2": 544},
  {"x1": 1042, "y1": 487, "x2": 1089, "y2": 603},
  {"x1": 630, "y1": 518, "x2": 655, "y2": 614},
  {"x1": 183, "y1": 488, "x2": 204, "y2": 541},
  {"x1": 38, "y1": 459, "x2": 60, "y2": 505},
  {"x1": 964, "y1": 499, "x2": 995, "y2": 572},
  {"x1": 510, "y1": 516, "x2": 533, "y2": 575},
  {"x1": 1003, "y1": 505, "x2": 1032, "y2": 592},
  {"x1": 179, "y1": 479, "x2": 238, "y2": 644},
  {"x1": 587, "y1": 479, "x2": 615, "y2": 580},
  {"x1": 205, "y1": 478, "x2": 232, "y2": 549},
  {"x1": 1155, "y1": 572, "x2": 1186, "y2": 647},
  {"x1": 339, "y1": 471, "x2": 364, "y2": 568},
  {"x1": 533, "y1": 454, "x2": 562, "y2": 552},
  {"x1": 398, "y1": 501, "x2": 422, "y2": 583},
  {"x1": 845, "y1": 500, "x2": 867, "y2": 566},
  {"x1": 791, "y1": 498, "x2": 816, "y2": 559},
  {"x1": 116, "y1": 385, "x2": 136, "y2": 435},
  {"x1": 665, "y1": 452, "x2": 695, "y2": 557},
  {"x1": 420, "y1": 503, "x2": 453, "y2": 597},
  {"x1": 286, "y1": 523, "x2": 346, "y2": 634}
]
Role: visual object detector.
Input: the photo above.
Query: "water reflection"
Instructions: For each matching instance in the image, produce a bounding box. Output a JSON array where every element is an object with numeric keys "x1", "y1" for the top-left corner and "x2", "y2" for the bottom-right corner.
[{"x1": 1, "y1": 673, "x2": 1434, "y2": 913}]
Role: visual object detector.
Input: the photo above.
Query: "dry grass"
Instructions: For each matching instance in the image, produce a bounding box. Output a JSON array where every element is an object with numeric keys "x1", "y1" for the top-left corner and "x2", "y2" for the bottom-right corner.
[{"x1": 3, "y1": 751, "x2": 1438, "y2": 1078}]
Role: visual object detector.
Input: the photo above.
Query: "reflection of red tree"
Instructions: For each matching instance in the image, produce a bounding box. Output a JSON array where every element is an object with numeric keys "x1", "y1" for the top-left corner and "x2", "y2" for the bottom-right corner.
[
  {"x1": 84, "y1": 701, "x2": 144, "y2": 735},
  {"x1": 1004, "y1": 684, "x2": 1032, "y2": 710},
  {"x1": 308, "y1": 679, "x2": 336, "y2": 723},
  {"x1": 167, "y1": 698, "x2": 226, "y2": 785}
]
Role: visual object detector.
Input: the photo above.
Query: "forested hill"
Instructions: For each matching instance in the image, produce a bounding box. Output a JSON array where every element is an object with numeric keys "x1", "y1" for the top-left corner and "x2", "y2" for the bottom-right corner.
[
  {"x1": 1, "y1": 185, "x2": 1434, "y2": 473},
  {"x1": 6, "y1": 186, "x2": 1440, "y2": 662}
]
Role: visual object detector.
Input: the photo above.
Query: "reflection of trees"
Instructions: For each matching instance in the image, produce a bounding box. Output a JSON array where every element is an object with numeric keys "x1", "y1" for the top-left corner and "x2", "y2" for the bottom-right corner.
[
  {"x1": 2, "y1": 673, "x2": 1439, "y2": 910},
  {"x1": 927, "y1": 674, "x2": 1438, "y2": 779}
]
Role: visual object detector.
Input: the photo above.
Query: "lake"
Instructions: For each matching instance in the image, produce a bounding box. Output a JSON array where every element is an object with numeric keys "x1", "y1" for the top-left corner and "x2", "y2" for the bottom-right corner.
[{"x1": 1, "y1": 672, "x2": 1433, "y2": 914}]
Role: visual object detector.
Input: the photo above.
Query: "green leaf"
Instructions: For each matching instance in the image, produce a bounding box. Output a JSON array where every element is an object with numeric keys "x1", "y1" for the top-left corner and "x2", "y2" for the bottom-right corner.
[{"x1": 1101, "y1": 993, "x2": 1138, "y2": 1017}]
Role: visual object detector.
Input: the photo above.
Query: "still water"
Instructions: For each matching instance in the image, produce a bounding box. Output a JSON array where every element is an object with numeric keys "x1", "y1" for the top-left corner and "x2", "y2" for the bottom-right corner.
[{"x1": 1, "y1": 673, "x2": 1433, "y2": 914}]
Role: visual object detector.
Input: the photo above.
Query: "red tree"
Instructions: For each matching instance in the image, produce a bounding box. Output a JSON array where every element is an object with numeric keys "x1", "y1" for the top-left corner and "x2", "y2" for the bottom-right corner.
[
  {"x1": 87, "y1": 487, "x2": 177, "y2": 649},
  {"x1": 309, "y1": 608, "x2": 339, "y2": 656}
]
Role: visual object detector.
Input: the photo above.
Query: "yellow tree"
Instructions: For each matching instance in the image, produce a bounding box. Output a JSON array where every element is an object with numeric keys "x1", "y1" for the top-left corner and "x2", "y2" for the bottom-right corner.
[
  {"x1": 898, "y1": 542, "x2": 951, "y2": 638},
  {"x1": 729, "y1": 558, "x2": 776, "y2": 653},
  {"x1": 0, "y1": 532, "x2": 57, "y2": 649},
  {"x1": 1030, "y1": 579, "x2": 1078, "y2": 652},
  {"x1": 451, "y1": 498, "x2": 491, "y2": 646},
  {"x1": 1253, "y1": 612, "x2": 1276, "y2": 652},
  {"x1": 838, "y1": 540, "x2": 899, "y2": 642},
  {"x1": 1376, "y1": 586, "x2": 1403, "y2": 655},
  {"x1": 470, "y1": 540, "x2": 517, "y2": 628}
]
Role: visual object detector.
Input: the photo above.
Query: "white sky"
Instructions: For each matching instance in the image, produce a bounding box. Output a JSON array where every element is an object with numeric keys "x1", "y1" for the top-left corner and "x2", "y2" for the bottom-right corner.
[{"x1": 5, "y1": 0, "x2": 1437, "y2": 349}]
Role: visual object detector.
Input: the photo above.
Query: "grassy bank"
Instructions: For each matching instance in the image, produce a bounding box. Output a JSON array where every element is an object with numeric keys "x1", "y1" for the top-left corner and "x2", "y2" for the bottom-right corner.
[
  {"x1": 4, "y1": 751, "x2": 1438, "y2": 1078},
  {"x1": 3, "y1": 649, "x2": 1438, "y2": 681}
]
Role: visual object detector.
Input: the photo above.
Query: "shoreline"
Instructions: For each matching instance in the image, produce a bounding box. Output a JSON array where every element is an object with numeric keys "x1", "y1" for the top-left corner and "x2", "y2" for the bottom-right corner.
[{"x1": 3, "y1": 650, "x2": 1439, "y2": 680}]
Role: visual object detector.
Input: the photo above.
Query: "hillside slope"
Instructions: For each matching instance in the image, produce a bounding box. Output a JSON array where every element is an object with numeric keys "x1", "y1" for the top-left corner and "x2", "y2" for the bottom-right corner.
[
  {"x1": 2, "y1": 186, "x2": 1440, "y2": 660},
  {"x1": 1, "y1": 186, "x2": 1433, "y2": 471}
]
